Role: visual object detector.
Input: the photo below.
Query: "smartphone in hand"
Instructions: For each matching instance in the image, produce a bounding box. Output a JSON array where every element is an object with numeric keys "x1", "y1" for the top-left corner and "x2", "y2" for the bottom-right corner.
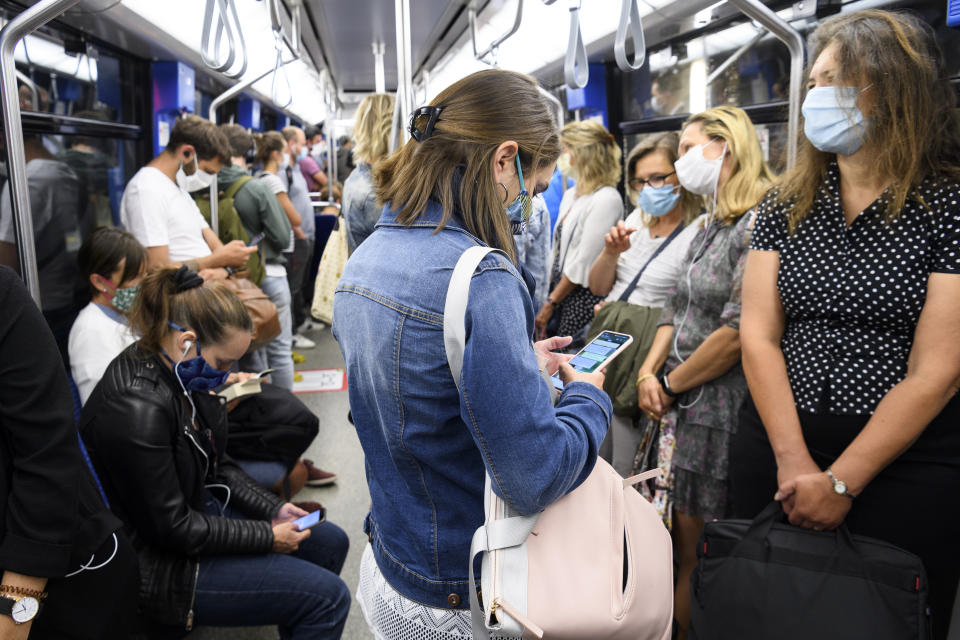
[
  {"x1": 247, "y1": 232, "x2": 266, "y2": 247},
  {"x1": 293, "y1": 509, "x2": 327, "y2": 531},
  {"x1": 551, "y1": 330, "x2": 634, "y2": 390}
]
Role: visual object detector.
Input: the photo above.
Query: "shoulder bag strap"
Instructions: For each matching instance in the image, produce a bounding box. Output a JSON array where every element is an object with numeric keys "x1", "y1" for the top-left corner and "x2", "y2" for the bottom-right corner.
[
  {"x1": 224, "y1": 175, "x2": 253, "y2": 200},
  {"x1": 443, "y1": 246, "x2": 498, "y2": 389},
  {"x1": 616, "y1": 221, "x2": 686, "y2": 303}
]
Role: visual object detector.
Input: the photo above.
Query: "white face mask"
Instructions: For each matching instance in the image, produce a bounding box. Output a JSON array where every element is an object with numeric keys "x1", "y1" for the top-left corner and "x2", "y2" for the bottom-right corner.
[
  {"x1": 675, "y1": 140, "x2": 726, "y2": 197},
  {"x1": 282, "y1": 152, "x2": 292, "y2": 167},
  {"x1": 175, "y1": 155, "x2": 215, "y2": 192}
]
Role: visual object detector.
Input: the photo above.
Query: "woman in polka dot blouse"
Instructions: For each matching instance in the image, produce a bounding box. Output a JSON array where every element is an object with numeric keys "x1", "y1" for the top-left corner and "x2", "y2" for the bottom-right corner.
[{"x1": 732, "y1": 11, "x2": 960, "y2": 639}]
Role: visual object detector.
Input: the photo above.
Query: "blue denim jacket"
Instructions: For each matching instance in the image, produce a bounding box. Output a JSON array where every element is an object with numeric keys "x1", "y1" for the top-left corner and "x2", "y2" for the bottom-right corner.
[
  {"x1": 333, "y1": 200, "x2": 612, "y2": 609},
  {"x1": 341, "y1": 162, "x2": 382, "y2": 253}
]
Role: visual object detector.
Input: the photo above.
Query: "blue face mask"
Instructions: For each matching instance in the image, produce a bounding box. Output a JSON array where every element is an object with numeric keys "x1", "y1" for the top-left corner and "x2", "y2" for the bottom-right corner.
[
  {"x1": 506, "y1": 154, "x2": 532, "y2": 234},
  {"x1": 802, "y1": 85, "x2": 870, "y2": 156},
  {"x1": 638, "y1": 184, "x2": 681, "y2": 217},
  {"x1": 164, "y1": 323, "x2": 230, "y2": 392}
]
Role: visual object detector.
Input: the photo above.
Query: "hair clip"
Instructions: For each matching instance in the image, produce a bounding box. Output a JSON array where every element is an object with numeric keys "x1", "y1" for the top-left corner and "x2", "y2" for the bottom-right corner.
[
  {"x1": 409, "y1": 106, "x2": 444, "y2": 142},
  {"x1": 173, "y1": 265, "x2": 204, "y2": 293}
]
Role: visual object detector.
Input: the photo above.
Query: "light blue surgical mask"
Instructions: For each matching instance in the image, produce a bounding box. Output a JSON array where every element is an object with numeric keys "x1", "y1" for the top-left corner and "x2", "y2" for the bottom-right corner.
[
  {"x1": 802, "y1": 85, "x2": 871, "y2": 156},
  {"x1": 298, "y1": 146, "x2": 308, "y2": 161},
  {"x1": 506, "y1": 154, "x2": 532, "y2": 234},
  {"x1": 638, "y1": 184, "x2": 681, "y2": 217}
]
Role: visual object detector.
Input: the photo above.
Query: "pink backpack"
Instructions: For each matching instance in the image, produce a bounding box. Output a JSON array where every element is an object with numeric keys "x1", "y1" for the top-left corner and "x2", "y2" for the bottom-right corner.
[{"x1": 444, "y1": 246, "x2": 674, "y2": 639}]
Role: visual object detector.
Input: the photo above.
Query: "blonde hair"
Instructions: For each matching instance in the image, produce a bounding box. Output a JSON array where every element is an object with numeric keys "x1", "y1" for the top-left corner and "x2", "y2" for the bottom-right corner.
[
  {"x1": 625, "y1": 131, "x2": 701, "y2": 227},
  {"x1": 683, "y1": 106, "x2": 774, "y2": 224},
  {"x1": 375, "y1": 69, "x2": 560, "y2": 263},
  {"x1": 352, "y1": 93, "x2": 395, "y2": 166},
  {"x1": 774, "y1": 10, "x2": 960, "y2": 231},
  {"x1": 561, "y1": 121, "x2": 621, "y2": 196}
]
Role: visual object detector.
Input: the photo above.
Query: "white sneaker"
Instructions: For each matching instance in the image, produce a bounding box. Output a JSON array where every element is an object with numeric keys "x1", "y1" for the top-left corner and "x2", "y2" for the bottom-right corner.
[
  {"x1": 292, "y1": 333, "x2": 317, "y2": 349},
  {"x1": 298, "y1": 319, "x2": 323, "y2": 333}
]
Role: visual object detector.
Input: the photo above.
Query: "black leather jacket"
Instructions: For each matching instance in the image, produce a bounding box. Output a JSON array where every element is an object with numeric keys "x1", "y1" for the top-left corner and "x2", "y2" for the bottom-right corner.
[{"x1": 79, "y1": 344, "x2": 285, "y2": 630}]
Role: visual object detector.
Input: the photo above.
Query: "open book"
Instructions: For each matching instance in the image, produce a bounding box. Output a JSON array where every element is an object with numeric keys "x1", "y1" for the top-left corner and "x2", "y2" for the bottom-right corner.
[{"x1": 217, "y1": 369, "x2": 273, "y2": 402}]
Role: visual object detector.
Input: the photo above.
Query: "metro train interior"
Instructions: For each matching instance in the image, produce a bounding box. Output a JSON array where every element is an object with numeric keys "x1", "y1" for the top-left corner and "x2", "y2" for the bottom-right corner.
[{"x1": 1, "y1": 0, "x2": 959, "y2": 639}]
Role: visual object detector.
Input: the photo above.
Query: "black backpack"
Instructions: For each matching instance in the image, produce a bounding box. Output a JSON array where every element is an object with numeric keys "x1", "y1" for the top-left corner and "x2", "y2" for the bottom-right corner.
[{"x1": 225, "y1": 383, "x2": 319, "y2": 473}]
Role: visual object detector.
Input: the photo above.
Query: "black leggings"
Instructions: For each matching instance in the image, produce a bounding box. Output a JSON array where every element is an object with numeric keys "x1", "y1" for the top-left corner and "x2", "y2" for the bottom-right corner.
[{"x1": 730, "y1": 397, "x2": 960, "y2": 640}]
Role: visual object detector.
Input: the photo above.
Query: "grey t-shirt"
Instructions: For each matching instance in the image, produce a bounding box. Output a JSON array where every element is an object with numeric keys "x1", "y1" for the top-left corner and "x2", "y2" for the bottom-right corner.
[
  {"x1": 0, "y1": 158, "x2": 82, "y2": 310},
  {"x1": 280, "y1": 161, "x2": 315, "y2": 238}
]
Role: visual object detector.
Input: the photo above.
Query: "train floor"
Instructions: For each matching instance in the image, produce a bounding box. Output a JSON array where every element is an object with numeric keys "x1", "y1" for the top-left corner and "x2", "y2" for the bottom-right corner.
[
  {"x1": 194, "y1": 322, "x2": 373, "y2": 640},
  {"x1": 191, "y1": 322, "x2": 960, "y2": 640}
]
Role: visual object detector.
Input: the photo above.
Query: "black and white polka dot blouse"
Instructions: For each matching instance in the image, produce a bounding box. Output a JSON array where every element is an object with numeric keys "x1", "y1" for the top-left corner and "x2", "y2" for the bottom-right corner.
[{"x1": 751, "y1": 163, "x2": 960, "y2": 415}]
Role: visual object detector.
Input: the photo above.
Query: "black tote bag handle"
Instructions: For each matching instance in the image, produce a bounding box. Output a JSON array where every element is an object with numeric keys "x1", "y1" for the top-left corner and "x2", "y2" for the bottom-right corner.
[{"x1": 731, "y1": 501, "x2": 918, "y2": 593}]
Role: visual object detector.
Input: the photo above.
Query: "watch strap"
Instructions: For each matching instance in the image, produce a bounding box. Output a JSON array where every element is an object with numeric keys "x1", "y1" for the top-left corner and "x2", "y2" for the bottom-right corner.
[
  {"x1": 0, "y1": 596, "x2": 12, "y2": 616},
  {"x1": 826, "y1": 468, "x2": 854, "y2": 498},
  {"x1": 658, "y1": 370, "x2": 679, "y2": 398}
]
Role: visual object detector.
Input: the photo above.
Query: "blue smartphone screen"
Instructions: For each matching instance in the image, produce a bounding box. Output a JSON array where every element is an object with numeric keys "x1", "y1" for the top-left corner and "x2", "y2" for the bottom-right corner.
[
  {"x1": 550, "y1": 331, "x2": 632, "y2": 390},
  {"x1": 293, "y1": 510, "x2": 325, "y2": 531},
  {"x1": 247, "y1": 233, "x2": 265, "y2": 247}
]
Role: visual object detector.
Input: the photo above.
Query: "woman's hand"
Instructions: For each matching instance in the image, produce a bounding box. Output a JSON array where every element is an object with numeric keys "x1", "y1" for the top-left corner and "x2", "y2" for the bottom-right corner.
[
  {"x1": 637, "y1": 376, "x2": 673, "y2": 421},
  {"x1": 272, "y1": 522, "x2": 311, "y2": 554},
  {"x1": 557, "y1": 362, "x2": 604, "y2": 391},
  {"x1": 534, "y1": 335, "x2": 573, "y2": 375},
  {"x1": 272, "y1": 502, "x2": 308, "y2": 527},
  {"x1": 593, "y1": 301, "x2": 607, "y2": 316},
  {"x1": 772, "y1": 451, "x2": 821, "y2": 516},
  {"x1": 776, "y1": 471, "x2": 853, "y2": 531},
  {"x1": 294, "y1": 226, "x2": 307, "y2": 240},
  {"x1": 535, "y1": 303, "x2": 555, "y2": 340},
  {"x1": 604, "y1": 222, "x2": 636, "y2": 255}
]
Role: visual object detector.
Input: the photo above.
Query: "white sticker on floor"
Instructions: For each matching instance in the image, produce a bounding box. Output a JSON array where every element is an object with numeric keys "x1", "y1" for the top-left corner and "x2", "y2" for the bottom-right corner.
[{"x1": 293, "y1": 368, "x2": 347, "y2": 394}]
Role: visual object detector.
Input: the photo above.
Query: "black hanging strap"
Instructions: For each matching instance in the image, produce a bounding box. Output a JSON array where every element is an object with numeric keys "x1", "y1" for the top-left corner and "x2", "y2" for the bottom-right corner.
[{"x1": 617, "y1": 222, "x2": 686, "y2": 302}]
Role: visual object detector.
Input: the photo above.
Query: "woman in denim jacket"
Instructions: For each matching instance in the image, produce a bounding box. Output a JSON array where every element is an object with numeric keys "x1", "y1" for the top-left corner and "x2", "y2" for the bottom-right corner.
[{"x1": 334, "y1": 69, "x2": 613, "y2": 639}]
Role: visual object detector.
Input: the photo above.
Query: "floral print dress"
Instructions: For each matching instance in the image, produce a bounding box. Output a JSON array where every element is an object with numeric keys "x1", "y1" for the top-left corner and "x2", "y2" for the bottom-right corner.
[{"x1": 656, "y1": 211, "x2": 753, "y2": 521}]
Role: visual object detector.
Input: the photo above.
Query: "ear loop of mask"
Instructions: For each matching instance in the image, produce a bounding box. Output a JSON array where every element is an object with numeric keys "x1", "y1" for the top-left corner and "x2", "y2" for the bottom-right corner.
[
  {"x1": 515, "y1": 153, "x2": 532, "y2": 221},
  {"x1": 670, "y1": 140, "x2": 726, "y2": 411},
  {"x1": 170, "y1": 323, "x2": 199, "y2": 427}
]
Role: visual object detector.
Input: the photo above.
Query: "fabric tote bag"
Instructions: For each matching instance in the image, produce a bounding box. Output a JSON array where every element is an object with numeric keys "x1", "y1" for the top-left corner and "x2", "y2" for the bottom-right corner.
[
  {"x1": 444, "y1": 245, "x2": 674, "y2": 640},
  {"x1": 690, "y1": 501, "x2": 931, "y2": 640},
  {"x1": 311, "y1": 214, "x2": 349, "y2": 325}
]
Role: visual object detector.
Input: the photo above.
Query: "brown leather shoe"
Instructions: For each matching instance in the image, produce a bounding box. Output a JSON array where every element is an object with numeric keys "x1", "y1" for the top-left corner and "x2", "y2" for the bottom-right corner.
[{"x1": 302, "y1": 459, "x2": 337, "y2": 486}]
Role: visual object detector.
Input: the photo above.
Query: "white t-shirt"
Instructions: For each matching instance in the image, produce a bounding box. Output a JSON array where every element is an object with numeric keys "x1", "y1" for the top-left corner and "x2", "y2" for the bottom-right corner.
[
  {"x1": 258, "y1": 171, "x2": 295, "y2": 275},
  {"x1": 120, "y1": 166, "x2": 212, "y2": 262},
  {"x1": 68, "y1": 302, "x2": 137, "y2": 404},
  {"x1": 606, "y1": 211, "x2": 707, "y2": 307}
]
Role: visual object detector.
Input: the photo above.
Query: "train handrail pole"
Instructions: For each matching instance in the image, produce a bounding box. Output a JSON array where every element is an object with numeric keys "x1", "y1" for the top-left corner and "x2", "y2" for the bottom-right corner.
[
  {"x1": 706, "y1": 28, "x2": 764, "y2": 86},
  {"x1": 0, "y1": 0, "x2": 83, "y2": 305},
  {"x1": 469, "y1": 0, "x2": 524, "y2": 63},
  {"x1": 393, "y1": 0, "x2": 413, "y2": 148},
  {"x1": 726, "y1": 0, "x2": 804, "y2": 168}
]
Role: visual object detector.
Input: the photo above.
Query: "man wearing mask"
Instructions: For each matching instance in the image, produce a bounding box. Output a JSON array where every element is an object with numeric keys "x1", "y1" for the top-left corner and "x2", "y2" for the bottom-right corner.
[
  {"x1": 120, "y1": 116, "x2": 255, "y2": 281},
  {"x1": 280, "y1": 125, "x2": 317, "y2": 348}
]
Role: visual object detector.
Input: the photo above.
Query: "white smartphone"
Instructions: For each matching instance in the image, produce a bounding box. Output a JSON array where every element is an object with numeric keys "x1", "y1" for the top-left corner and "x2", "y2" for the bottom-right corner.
[{"x1": 550, "y1": 330, "x2": 634, "y2": 390}]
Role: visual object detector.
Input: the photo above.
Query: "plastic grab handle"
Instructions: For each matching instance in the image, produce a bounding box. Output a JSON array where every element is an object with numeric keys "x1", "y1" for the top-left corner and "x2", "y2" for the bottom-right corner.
[{"x1": 565, "y1": 1, "x2": 588, "y2": 89}]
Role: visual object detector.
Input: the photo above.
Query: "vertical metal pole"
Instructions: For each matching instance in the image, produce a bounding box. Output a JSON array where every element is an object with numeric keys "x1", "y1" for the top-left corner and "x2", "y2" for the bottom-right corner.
[
  {"x1": 0, "y1": 0, "x2": 82, "y2": 305},
  {"x1": 726, "y1": 0, "x2": 804, "y2": 169},
  {"x1": 373, "y1": 41, "x2": 386, "y2": 95},
  {"x1": 394, "y1": 0, "x2": 413, "y2": 145},
  {"x1": 209, "y1": 176, "x2": 219, "y2": 237}
]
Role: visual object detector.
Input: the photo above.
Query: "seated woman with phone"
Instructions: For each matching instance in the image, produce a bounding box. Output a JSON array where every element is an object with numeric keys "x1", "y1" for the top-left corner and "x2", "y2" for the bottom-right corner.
[
  {"x1": 586, "y1": 132, "x2": 704, "y2": 475},
  {"x1": 79, "y1": 265, "x2": 350, "y2": 638}
]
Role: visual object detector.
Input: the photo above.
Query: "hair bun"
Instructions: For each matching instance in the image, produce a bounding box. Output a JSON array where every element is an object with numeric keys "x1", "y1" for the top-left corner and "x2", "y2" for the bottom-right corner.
[{"x1": 173, "y1": 265, "x2": 204, "y2": 293}]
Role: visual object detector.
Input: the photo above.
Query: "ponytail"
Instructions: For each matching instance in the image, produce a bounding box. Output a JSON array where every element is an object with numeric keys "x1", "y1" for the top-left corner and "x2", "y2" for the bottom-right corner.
[
  {"x1": 255, "y1": 131, "x2": 286, "y2": 166},
  {"x1": 130, "y1": 267, "x2": 252, "y2": 354}
]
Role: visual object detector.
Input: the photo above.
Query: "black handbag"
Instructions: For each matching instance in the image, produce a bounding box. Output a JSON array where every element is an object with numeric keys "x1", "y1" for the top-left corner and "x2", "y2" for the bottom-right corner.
[{"x1": 690, "y1": 502, "x2": 931, "y2": 640}]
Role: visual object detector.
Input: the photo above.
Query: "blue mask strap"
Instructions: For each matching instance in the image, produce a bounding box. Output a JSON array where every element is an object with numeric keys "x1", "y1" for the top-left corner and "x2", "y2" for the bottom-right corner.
[
  {"x1": 515, "y1": 154, "x2": 526, "y2": 195},
  {"x1": 167, "y1": 321, "x2": 201, "y2": 354}
]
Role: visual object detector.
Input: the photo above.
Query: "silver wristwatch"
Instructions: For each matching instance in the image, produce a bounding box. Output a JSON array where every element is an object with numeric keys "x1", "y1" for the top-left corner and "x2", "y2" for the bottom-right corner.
[{"x1": 826, "y1": 468, "x2": 855, "y2": 499}]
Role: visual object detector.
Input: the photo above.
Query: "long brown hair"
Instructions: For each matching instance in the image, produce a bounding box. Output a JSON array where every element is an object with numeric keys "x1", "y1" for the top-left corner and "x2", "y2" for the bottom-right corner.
[
  {"x1": 375, "y1": 69, "x2": 561, "y2": 262},
  {"x1": 254, "y1": 131, "x2": 286, "y2": 166},
  {"x1": 625, "y1": 132, "x2": 701, "y2": 226},
  {"x1": 683, "y1": 106, "x2": 774, "y2": 225},
  {"x1": 775, "y1": 10, "x2": 960, "y2": 231},
  {"x1": 130, "y1": 267, "x2": 252, "y2": 354},
  {"x1": 561, "y1": 120, "x2": 622, "y2": 196}
]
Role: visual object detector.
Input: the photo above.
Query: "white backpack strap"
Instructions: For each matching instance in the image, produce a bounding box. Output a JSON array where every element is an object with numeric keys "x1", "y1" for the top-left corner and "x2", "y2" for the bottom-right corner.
[
  {"x1": 443, "y1": 246, "x2": 498, "y2": 389},
  {"x1": 469, "y1": 515, "x2": 541, "y2": 640}
]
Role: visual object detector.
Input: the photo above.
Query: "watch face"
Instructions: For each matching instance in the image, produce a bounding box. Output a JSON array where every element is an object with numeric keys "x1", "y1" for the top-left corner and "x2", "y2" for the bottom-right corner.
[
  {"x1": 11, "y1": 596, "x2": 38, "y2": 623},
  {"x1": 834, "y1": 480, "x2": 847, "y2": 495}
]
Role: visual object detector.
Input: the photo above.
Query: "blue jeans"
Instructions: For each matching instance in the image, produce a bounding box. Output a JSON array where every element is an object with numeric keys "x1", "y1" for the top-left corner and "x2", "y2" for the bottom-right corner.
[
  {"x1": 194, "y1": 501, "x2": 350, "y2": 639},
  {"x1": 260, "y1": 274, "x2": 294, "y2": 390}
]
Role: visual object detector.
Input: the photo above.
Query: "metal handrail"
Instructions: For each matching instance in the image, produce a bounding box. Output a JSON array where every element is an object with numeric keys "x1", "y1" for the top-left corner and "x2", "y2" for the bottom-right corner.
[
  {"x1": 469, "y1": 0, "x2": 523, "y2": 64},
  {"x1": 393, "y1": 0, "x2": 413, "y2": 149},
  {"x1": 614, "y1": 0, "x2": 646, "y2": 71},
  {"x1": 706, "y1": 28, "x2": 764, "y2": 86},
  {"x1": 564, "y1": 0, "x2": 588, "y2": 89},
  {"x1": 726, "y1": 0, "x2": 804, "y2": 168},
  {"x1": 0, "y1": 0, "x2": 82, "y2": 305},
  {"x1": 208, "y1": 57, "x2": 297, "y2": 123}
]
